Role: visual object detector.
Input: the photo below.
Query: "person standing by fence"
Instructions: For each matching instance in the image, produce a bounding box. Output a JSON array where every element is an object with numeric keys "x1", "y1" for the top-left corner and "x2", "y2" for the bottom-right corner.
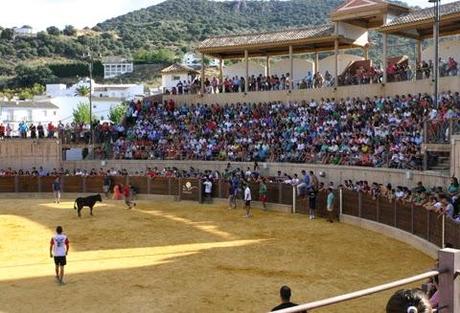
[
  {"x1": 259, "y1": 178, "x2": 268, "y2": 210},
  {"x1": 327, "y1": 187, "x2": 335, "y2": 223},
  {"x1": 52, "y1": 177, "x2": 62, "y2": 204},
  {"x1": 244, "y1": 184, "x2": 252, "y2": 218}
]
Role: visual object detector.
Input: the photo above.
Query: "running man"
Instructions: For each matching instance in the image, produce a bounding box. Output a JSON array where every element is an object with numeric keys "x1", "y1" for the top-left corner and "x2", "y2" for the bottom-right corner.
[
  {"x1": 52, "y1": 177, "x2": 61, "y2": 204},
  {"x1": 123, "y1": 184, "x2": 136, "y2": 209},
  {"x1": 244, "y1": 184, "x2": 252, "y2": 218},
  {"x1": 49, "y1": 226, "x2": 69, "y2": 285}
]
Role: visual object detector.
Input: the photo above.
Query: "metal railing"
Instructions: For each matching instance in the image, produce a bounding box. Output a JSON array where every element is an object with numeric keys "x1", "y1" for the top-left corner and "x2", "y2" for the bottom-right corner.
[{"x1": 271, "y1": 270, "x2": 441, "y2": 313}]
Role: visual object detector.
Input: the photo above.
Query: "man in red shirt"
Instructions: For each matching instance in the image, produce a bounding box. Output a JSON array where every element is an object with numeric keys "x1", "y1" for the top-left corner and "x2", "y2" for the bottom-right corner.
[{"x1": 123, "y1": 184, "x2": 136, "y2": 209}]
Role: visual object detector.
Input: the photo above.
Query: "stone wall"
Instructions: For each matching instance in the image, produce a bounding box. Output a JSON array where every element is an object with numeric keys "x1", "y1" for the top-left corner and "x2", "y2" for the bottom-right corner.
[{"x1": 0, "y1": 139, "x2": 61, "y2": 170}]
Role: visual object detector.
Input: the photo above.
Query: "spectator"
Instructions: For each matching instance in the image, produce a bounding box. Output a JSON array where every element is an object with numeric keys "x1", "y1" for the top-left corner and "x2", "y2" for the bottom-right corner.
[
  {"x1": 271, "y1": 286, "x2": 306, "y2": 312},
  {"x1": 386, "y1": 289, "x2": 432, "y2": 313}
]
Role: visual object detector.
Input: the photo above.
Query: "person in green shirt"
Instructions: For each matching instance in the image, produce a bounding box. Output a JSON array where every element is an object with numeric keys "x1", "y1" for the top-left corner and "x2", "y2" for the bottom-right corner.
[
  {"x1": 259, "y1": 178, "x2": 268, "y2": 210},
  {"x1": 326, "y1": 188, "x2": 335, "y2": 223}
]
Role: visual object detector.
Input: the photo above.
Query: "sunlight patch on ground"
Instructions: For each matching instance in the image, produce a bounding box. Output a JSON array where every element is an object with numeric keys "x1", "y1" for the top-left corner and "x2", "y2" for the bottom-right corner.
[
  {"x1": 0, "y1": 239, "x2": 263, "y2": 281},
  {"x1": 137, "y1": 209, "x2": 236, "y2": 240},
  {"x1": 39, "y1": 202, "x2": 109, "y2": 209}
]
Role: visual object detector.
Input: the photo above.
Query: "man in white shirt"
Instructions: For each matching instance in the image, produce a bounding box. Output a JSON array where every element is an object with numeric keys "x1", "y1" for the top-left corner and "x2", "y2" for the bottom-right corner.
[
  {"x1": 244, "y1": 184, "x2": 252, "y2": 218},
  {"x1": 49, "y1": 226, "x2": 69, "y2": 285},
  {"x1": 203, "y1": 178, "x2": 213, "y2": 203}
]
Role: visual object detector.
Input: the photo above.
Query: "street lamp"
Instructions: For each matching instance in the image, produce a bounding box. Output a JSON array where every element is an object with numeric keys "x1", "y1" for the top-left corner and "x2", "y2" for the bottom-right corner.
[{"x1": 429, "y1": 0, "x2": 440, "y2": 107}]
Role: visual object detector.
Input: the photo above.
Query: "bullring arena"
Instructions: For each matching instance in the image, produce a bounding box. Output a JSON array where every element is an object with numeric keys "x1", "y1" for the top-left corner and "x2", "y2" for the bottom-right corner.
[
  {"x1": 0, "y1": 191, "x2": 434, "y2": 313},
  {"x1": 3, "y1": 0, "x2": 460, "y2": 312}
]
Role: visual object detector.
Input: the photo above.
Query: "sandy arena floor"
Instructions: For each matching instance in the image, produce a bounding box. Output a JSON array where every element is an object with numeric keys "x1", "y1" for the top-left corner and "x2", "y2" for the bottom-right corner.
[{"x1": 0, "y1": 197, "x2": 434, "y2": 313}]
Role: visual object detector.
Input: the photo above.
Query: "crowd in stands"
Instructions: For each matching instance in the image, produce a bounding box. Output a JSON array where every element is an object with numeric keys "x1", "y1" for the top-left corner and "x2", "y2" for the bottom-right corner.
[
  {"x1": 113, "y1": 91, "x2": 460, "y2": 170},
  {"x1": 166, "y1": 56, "x2": 458, "y2": 95}
]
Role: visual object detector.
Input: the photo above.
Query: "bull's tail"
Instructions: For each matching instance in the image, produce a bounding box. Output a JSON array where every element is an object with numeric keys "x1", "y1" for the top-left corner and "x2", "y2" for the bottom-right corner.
[{"x1": 73, "y1": 200, "x2": 77, "y2": 210}]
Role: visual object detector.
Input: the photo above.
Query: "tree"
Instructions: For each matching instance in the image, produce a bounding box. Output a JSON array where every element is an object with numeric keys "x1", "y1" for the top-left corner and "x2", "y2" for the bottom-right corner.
[
  {"x1": 46, "y1": 26, "x2": 60, "y2": 36},
  {"x1": 14, "y1": 64, "x2": 56, "y2": 87},
  {"x1": 75, "y1": 85, "x2": 90, "y2": 96},
  {"x1": 63, "y1": 25, "x2": 77, "y2": 36},
  {"x1": 72, "y1": 102, "x2": 95, "y2": 124},
  {"x1": 109, "y1": 103, "x2": 127, "y2": 124},
  {"x1": 0, "y1": 28, "x2": 14, "y2": 40}
]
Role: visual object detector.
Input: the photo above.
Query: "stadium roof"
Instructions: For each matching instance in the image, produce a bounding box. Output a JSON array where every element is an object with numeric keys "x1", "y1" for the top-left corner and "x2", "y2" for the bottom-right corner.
[
  {"x1": 379, "y1": 0, "x2": 460, "y2": 39},
  {"x1": 197, "y1": 24, "x2": 365, "y2": 59}
]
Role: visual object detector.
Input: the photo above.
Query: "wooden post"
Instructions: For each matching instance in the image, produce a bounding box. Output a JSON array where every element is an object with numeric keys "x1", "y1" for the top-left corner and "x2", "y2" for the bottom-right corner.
[
  {"x1": 244, "y1": 50, "x2": 249, "y2": 93},
  {"x1": 383, "y1": 33, "x2": 388, "y2": 84},
  {"x1": 201, "y1": 53, "x2": 205, "y2": 94},
  {"x1": 438, "y1": 248, "x2": 460, "y2": 313},
  {"x1": 363, "y1": 46, "x2": 369, "y2": 60},
  {"x1": 289, "y1": 45, "x2": 294, "y2": 89}
]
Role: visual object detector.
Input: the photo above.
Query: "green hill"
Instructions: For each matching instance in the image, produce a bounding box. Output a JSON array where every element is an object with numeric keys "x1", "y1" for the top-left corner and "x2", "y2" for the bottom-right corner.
[{"x1": 0, "y1": 0, "x2": 414, "y2": 89}]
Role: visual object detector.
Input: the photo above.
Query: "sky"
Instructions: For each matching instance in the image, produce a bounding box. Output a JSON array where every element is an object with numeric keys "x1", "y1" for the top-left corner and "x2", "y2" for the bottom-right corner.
[{"x1": 0, "y1": 0, "x2": 458, "y2": 31}]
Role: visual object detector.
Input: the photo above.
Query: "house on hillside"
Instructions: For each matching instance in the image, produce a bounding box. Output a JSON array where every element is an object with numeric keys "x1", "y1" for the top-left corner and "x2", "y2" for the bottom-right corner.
[
  {"x1": 13, "y1": 25, "x2": 35, "y2": 38},
  {"x1": 102, "y1": 56, "x2": 134, "y2": 79},
  {"x1": 161, "y1": 64, "x2": 199, "y2": 92},
  {"x1": 46, "y1": 78, "x2": 144, "y2": 99}
]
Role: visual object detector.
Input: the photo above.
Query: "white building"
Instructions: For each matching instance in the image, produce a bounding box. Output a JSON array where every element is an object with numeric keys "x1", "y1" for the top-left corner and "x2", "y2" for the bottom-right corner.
[
  {"x1": 0, "y1": 100, "x2": 59, "y2": 136},
  {"x1": 46, "y1": 79, "x2": 144, "y2": 100},
  {"x1": 161, "y1": 64, "x2": 199, "y2": 91},
  {"x1": 13, "y1": 25, "x2": 35, "y2": 37},
  {"x1": 102, "y1": 56, "x2": 134, "y2": 79},
  {"x1": 182, "y1": 52, "x2": 219, "y2": 67}
]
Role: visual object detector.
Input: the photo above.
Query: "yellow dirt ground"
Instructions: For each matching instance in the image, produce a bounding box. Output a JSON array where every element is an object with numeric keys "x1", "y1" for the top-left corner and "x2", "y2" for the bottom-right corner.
[{"x1": 0, "y1": 198, "x2": 434, "y2": 313}]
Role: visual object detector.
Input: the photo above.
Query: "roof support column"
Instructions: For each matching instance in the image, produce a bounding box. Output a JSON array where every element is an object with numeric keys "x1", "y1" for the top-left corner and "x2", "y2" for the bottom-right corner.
[
  {"x1": 201, "y1": 53, "x2": 205, "y2": 94},
  {"x1": 416, "y1": 40, "x2": 422, "y2": 65},
  {"x1": 244, "y1": 49, "x2": 249, "y2": 93},
  {"x1": 289, "y1": 45, "x2": 293, "y2": 89},
  {"x1": 314, "y1": 52, "x2": 319, "y2": 74},
  {"x1": 266, "y1": 56, "x2": 270, "y2": 77},
  {"x1": 334, "y1": 39, "x2": 339, "y2": 88},
  {"x1": 363, "y1": 45, "x2": 369, "y2": 61},
  {"x1": 219, "y1": 58, "x2": 224, "y2": 93},
  {"x1": 382, "y1": 33, "x2": 388, "y2": 84}
]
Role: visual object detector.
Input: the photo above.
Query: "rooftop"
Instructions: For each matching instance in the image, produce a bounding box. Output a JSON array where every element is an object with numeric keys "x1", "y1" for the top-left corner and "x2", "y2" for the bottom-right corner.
[
  {"x1": 381, "y1": 0, "x2": 460, "y2": 30},
  {"x1": 198, "y1": 23, "x2": 335, "y2": 51},
  {"x1": 101, "y1": 56, "x2": 133, "y2": 64},
  {"x1": 0, "y1": 100, "x2": 58, "y2": 109},
  {"x1": 161, "y1": 64, "x2": 199, "y2": 74}
]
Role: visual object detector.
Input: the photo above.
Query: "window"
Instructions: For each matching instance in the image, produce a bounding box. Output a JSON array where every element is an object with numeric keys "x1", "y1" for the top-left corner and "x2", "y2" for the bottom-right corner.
[{"x1": 173, "y1": 76, "x2": 181, "y2": 81}]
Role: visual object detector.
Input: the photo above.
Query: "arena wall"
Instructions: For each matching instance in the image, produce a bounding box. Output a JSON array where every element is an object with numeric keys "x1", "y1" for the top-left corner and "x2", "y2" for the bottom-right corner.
[
  {"x1": 62, "y1": 160, "x2": 450, "y2": 189},
  {"x1": 163, "y1": 75, "x2": 460, "y2": 105},
  {"x1": 0, "y1": 139, "x2": 61, "y2": 169}
]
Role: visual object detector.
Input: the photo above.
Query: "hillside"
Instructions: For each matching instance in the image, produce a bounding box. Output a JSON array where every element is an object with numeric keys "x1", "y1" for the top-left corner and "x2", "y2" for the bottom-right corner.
[{"x1": 97, "y1": 0, "x2": 343, "y2": 50}]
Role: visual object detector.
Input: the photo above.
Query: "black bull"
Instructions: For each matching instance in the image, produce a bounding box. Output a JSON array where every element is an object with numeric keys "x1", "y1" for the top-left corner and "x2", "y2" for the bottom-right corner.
[{"x1": 74, "y1": 194, "x2": 103, "y2": 217}]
